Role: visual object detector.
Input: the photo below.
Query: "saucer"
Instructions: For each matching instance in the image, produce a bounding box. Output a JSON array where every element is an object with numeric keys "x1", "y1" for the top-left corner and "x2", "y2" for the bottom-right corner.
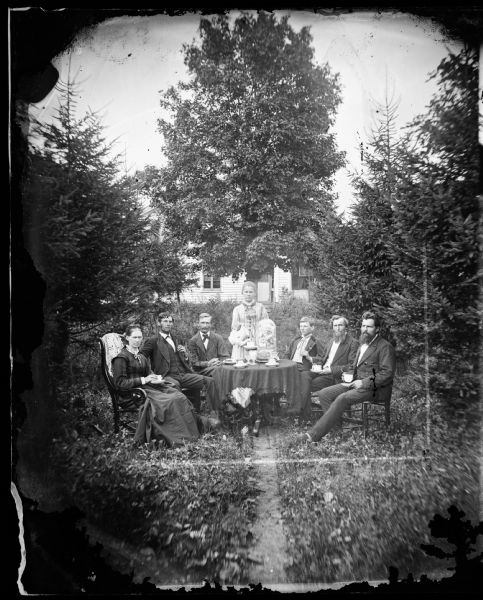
[{"x1": 234, "y1": 363, "x2": 247, "y2": 369}]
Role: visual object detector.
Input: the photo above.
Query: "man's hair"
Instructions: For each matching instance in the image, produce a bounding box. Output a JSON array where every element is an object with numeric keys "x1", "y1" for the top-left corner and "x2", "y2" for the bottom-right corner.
[
  {"x1": 199, "y1": 313, "x2": 212, "y2": 320},
  {"x1": 300, "y1": 316, "x2": 315, "y2": 327},
  {"x1": 124, "y1": 323, "x2": 142, "y2": 337},
  {"x1": 157, "y1": 311, "x2": 173, "y2": 321},
  {"x1": 330, "y1": 314, "x2": 348, "y2": 327},
  {"x1": 361, "y1": 310, "x2": 380, "y2": 328}
]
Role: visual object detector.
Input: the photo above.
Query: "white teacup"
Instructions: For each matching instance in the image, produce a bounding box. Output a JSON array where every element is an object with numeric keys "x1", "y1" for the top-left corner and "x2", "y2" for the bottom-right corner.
[{"x1": 342, "y1": 371, "x2": 354, "y2": 383}]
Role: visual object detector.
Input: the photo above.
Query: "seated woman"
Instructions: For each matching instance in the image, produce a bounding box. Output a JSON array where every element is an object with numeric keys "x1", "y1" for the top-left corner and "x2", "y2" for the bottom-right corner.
[
  {"x1": 112, "y1": 324, "x2": 203, "y2": 447},
  {"x1": 229, "y1": 281, "x2": 269, "y2": 361}
]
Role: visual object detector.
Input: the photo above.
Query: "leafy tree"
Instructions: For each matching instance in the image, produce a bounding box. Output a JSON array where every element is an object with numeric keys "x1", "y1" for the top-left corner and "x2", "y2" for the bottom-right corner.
[{"x1": 155, "y1": 11, "x2": 344, "y2": 278}]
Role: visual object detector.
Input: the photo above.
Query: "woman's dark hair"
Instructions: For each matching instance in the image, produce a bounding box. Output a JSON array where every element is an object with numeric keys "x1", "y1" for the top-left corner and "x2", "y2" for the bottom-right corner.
[{"x1": 124, "y1": 323, "x2": 143, "y2": 337}]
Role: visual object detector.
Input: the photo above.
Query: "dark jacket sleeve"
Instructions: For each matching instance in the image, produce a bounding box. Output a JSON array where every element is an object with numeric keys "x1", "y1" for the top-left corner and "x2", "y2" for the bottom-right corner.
[
  {"x1": 140, "y1": 336, "x2": 156, "y2": 361},
  {"x1": 285, "y1": 339, "x2": 295, "y2": 360},
  {"x1": 188, "y1": 338, "x2": 208, "y2": 369},
  {"x1": 112, "y1": 356, "x2": 144, "y2": 390},
  {"x1": 360, "y1": 340, "x2": 396, "y2": 391},
  {"x1": 331, "y1": 336, "x2": 359, "y2": 377},
  {"x1": 216, "y1": 335, "x2": 231, "y2": 359}
]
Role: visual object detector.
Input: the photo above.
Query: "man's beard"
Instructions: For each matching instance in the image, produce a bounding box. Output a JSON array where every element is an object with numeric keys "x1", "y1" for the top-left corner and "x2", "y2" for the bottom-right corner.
[
  {"x1": 360, "y1": 332, "x2": 375, "y2": 344},
  {"x1": 333, "y1": 332, "x2": 345, "y2": 342}
]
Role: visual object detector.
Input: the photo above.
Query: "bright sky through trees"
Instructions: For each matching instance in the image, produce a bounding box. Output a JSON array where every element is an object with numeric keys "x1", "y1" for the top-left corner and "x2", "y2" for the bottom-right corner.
[{"x1": 30, "y1": 10, "x2": 462, "y2": 215}]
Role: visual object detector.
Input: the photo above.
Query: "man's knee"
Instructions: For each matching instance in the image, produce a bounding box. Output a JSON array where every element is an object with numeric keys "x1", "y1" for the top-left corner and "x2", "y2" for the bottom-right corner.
[{"x1": 332, "y1": 391, "x2": 352, "y2": 411}]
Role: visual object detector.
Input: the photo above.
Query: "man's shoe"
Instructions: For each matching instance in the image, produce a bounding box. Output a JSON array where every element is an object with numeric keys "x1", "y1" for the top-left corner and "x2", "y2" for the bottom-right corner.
[{"x1": 292, "y1": 432, "x2": 314, "y2": 445}]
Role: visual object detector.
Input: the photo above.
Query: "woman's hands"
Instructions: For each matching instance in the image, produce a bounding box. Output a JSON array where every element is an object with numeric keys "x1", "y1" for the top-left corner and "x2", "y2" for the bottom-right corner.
[{"x1": 145, "y1": 373, "x2": 163, "y2": 384}]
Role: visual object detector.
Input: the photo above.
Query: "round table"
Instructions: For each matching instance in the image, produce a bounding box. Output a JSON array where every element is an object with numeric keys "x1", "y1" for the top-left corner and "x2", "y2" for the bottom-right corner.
[{"x1": 207, "y1": 359, "x2": 302, "y2": 412}]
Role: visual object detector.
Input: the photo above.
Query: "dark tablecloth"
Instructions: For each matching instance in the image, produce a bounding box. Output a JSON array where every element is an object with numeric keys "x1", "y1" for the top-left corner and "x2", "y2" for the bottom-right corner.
[{"x1": 208, "y1": 359, "x2": 302, "y2": 410}]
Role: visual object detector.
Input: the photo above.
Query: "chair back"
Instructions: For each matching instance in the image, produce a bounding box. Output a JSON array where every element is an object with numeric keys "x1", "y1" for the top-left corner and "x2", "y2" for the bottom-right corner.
[{"x1": 100, "y1": 333, "x2": 125, "y2": 388}]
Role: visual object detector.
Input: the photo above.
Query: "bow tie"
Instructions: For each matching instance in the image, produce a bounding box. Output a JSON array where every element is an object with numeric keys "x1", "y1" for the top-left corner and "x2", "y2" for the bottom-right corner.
[{"x1": 202, "y1": 334, "x2": 209, "y2": 341}]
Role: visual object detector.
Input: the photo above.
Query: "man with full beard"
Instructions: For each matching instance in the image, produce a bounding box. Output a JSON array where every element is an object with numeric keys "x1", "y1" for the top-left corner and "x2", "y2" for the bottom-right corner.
[
  {"x1": 310, "y1": 315, "x2": 359, "y2": 392},
  {"x1": 297, "y1": 311, "x2": 396, "y2": 444}
]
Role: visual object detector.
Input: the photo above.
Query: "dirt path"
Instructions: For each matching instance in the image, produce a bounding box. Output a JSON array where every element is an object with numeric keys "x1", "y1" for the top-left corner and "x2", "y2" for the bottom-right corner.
[{"x1": 246, "y1": 425, "x2": 290, "y2": 586}]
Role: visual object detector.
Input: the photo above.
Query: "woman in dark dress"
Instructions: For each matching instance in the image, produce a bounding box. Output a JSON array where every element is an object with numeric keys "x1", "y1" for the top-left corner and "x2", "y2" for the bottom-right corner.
[{"x1": 112, "y1": 324, "x2": 201, "y2": 446}]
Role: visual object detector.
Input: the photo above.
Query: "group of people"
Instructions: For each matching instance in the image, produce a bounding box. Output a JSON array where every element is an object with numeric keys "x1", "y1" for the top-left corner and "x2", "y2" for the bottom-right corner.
[{"x1": 111, "y1": 279, "x2": 396, "y2": 447}]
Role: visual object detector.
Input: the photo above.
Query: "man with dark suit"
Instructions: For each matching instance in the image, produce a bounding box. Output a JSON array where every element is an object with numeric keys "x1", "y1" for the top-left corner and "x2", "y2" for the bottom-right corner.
[
  {"x1": 285, "y1": 316, "x2": 321, "y2": 420},
  {"x1": 310, "y1": 315, "x2": 359, "y2": 392},
  {"x1": 140, "y1": 312, "x2": 211, "y2": 412},
  {"x1": 298, "y1": 310, "x2": 396, "y2": 443},
  {"x1": 188, "y1": 313, "x2": 230, "y2": 376}
]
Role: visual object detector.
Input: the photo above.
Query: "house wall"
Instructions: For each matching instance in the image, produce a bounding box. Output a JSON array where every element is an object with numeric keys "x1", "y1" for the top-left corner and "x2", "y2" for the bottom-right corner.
[
  {"x1": 179, "y1": 266, "x2": 304, "y2": 303},
  {"x1": 179, "y1": 273, "x2": 245, "y2": 302},
  {"x1": 273, "y1": 267, "x2": 291, "y2": 302}
]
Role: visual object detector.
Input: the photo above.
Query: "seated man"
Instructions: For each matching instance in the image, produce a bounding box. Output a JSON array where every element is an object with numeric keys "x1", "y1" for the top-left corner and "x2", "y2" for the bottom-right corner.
[
  {"x1": 310, "y1": 315, "x2": 359, "y2": 393},
  {"x1": 298, "y1": 310, "x2": 396, "y2": 443},
  {"x1": 285, "y1": 316, "x2": 321, "y2": 420},
  {"x1": 140, "y1": 312, "x2": 213, "y2": 413},
  {"x1": 188, "y1": 313, "x2": 230, "y2": 376}
]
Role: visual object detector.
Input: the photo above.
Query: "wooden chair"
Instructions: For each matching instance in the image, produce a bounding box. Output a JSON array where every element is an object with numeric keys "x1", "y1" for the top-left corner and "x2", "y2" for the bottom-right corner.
[
  {"x1": 99, "y1": 333, "x2": 147, "y2": 432},
  {"x1": 311, "y1": 387, "x2": 392, "y2": 437},
  {"x1": 342, "y1": 390, "x2": 391, "y2": 437}
]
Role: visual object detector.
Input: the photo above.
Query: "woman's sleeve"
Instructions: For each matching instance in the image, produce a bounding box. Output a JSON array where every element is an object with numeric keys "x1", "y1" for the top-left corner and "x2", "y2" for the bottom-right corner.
[
  {"x1": 260, "y1": 304, "x2": 269, "y2": 320},
  {"x1": 231, "y1": 305, "x2": 242, "y2": 331},
  {"x1": 112, "y1": 356, "x2": 144, "y2": 390}
]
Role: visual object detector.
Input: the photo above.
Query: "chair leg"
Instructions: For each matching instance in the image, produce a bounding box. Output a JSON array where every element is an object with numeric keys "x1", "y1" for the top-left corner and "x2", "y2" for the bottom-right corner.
[
  {"x1": 362, "y1": 402, "x2": 368, "y2": 438},
  {"x1": 112, "y1": 395, "x2": 120, "y2": 433}
]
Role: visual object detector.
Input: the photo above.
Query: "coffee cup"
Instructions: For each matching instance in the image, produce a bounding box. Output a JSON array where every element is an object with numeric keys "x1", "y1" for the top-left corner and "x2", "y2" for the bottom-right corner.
[{"x1": 342, "y1": 371, "x2": 354, "y2": 383}]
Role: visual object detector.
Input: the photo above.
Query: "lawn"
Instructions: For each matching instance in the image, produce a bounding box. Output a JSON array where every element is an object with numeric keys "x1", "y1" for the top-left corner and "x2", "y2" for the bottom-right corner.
[
  {"x1": 42, "y1": 300, "x2": 480, "y2": 587},
  {"x1": 276, "y1": 381, "x2": 480, "y2": 583}
]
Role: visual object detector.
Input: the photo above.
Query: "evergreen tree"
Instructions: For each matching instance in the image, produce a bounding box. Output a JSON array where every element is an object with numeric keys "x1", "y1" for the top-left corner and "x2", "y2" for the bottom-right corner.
[
  {"x1": 387, "y1": 48, "x2": 479, "y2": 408},
  {"x1": 24, "y1": 79, "x2": 191, "y2": 371},
  {"x1": 313, "y1": 88, "x2": 403, "y2": 327}
]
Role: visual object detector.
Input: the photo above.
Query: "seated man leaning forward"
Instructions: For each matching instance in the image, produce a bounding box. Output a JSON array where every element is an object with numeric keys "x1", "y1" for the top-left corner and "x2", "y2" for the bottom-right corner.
[
  {"x1": 310, "y1": 315, "x2": 359, "y2": 393},
  {"x1": 298, "y1": 310, "x2": 396, "y2": 444},
  {"x1": 188, "y1": 313, "x2": 230, "y2": 376},
  {"x1": 140, "y1": 311, "x2": 213, "y2": 413},
  {"x1": 285, "y1": 316, "x2": 320, "y2": 419}
]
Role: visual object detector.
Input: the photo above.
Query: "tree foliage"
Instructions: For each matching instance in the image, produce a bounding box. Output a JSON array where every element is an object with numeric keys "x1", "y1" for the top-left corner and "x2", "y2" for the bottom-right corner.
[
  {"x1": 313, "y1": 89, "x2": 402, "y2": 325},
  {"x1": 312, "y1": 47, "x2": 479, "y2": 408},
  {"x1": 23, "y1": 79, "x2": 192, "y2": 366},
  {"x1": 155, "y1": 11, "x2": 344, "y2": 277},
  {"x1": 386, "y1": 48, "x2": 480, "y2": 405}
]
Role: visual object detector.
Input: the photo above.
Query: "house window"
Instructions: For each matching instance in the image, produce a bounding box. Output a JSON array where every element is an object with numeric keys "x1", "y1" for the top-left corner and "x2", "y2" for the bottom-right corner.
[
  {"x1": 203, "y1": 274, "x2": 221, "y2": 289},
  {"x1": 292, "y1": 264, "x2": 314, "y2": 290}
]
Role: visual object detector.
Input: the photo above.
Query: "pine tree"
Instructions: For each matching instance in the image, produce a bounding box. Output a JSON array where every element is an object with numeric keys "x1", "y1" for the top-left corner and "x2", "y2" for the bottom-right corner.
[
  {"x1": 24, "y1": 78, "x2": 190, "y2": 369},
  {"x1": 387, "y1": 48, "x2": 479, "y2": 408}
]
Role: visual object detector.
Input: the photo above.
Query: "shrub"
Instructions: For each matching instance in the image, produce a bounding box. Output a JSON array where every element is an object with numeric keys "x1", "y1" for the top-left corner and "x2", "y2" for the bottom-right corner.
[
  {"x1": 277, "y1": 400, "x2": 479, "y2": 583},
  {"x1": 51, "y1": 428, "x2": 259, "y2": 583}
]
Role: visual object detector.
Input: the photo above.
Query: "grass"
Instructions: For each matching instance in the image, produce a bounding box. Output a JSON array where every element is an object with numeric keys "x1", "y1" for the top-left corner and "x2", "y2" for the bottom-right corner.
[
  {"x1": 49, "y1": 332, "x2": 480, "y2": 588},
  {"x1": 51, "y1": 389, "x2": 261, "y2": 585},
  {"x1": 276, "y1": 383, "x2": 480, "y2": 583}
]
